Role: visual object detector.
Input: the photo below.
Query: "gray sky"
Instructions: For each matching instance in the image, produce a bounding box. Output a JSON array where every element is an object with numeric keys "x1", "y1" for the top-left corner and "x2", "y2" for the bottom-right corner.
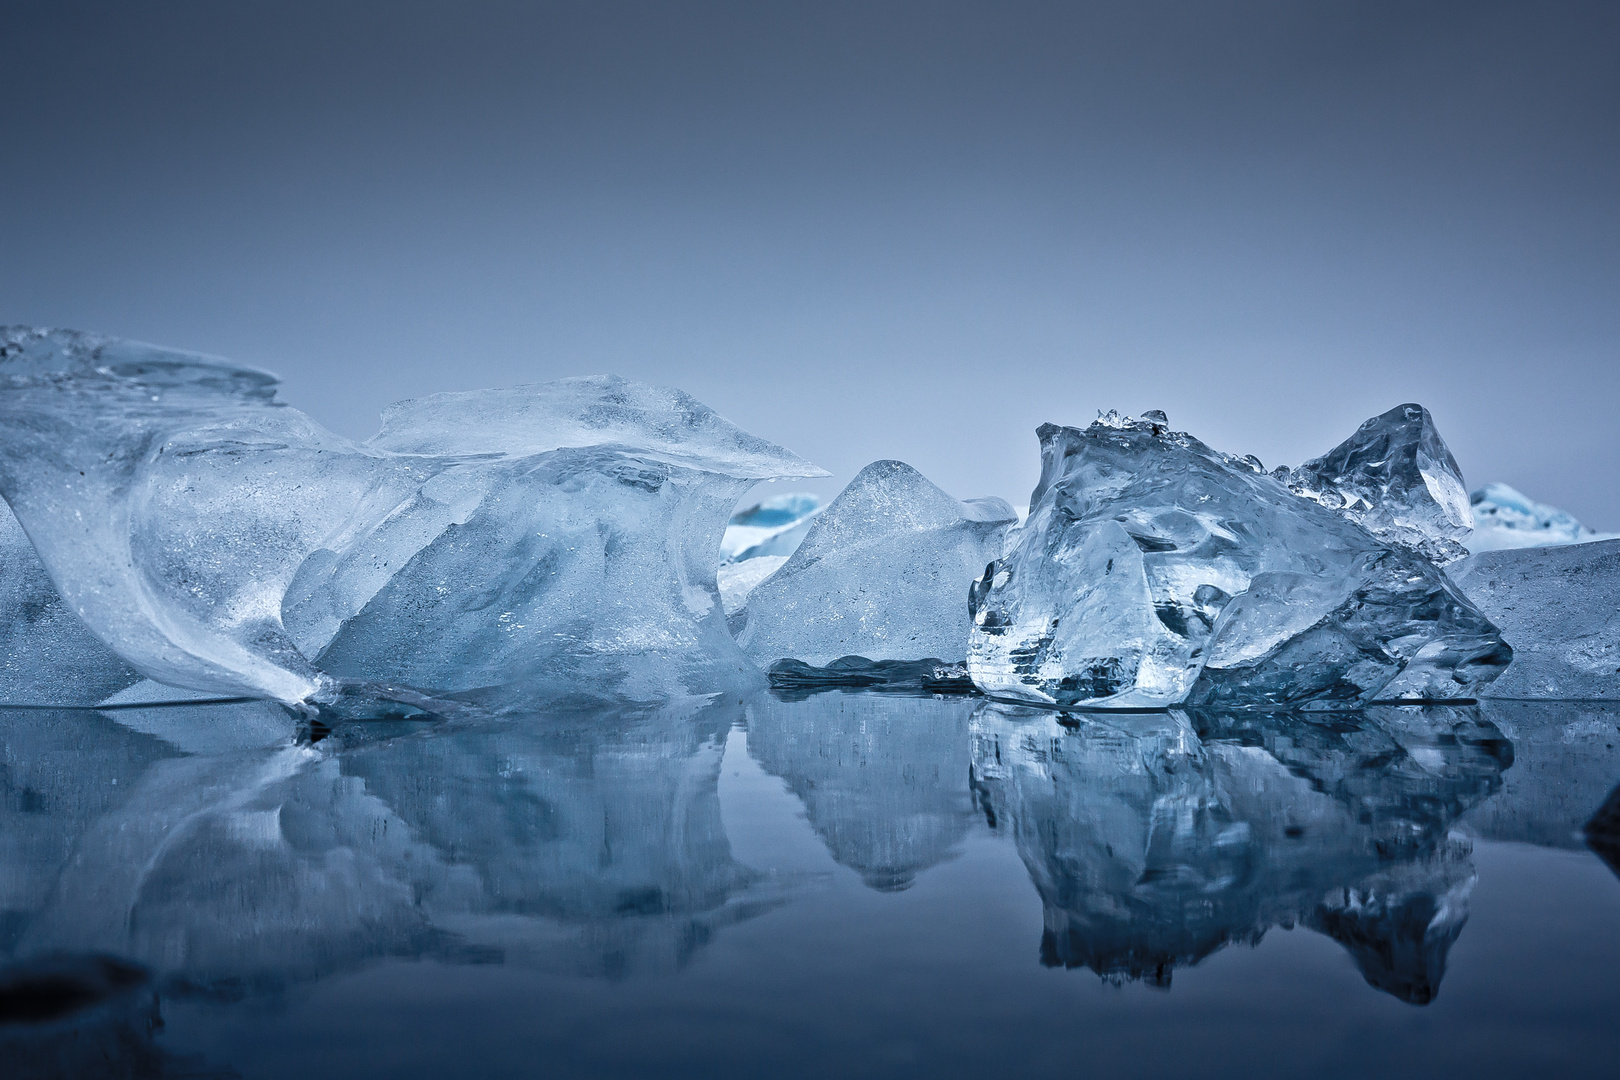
[{"x1": 3, "y1": 1, "x2": 1616, "y2": 523}]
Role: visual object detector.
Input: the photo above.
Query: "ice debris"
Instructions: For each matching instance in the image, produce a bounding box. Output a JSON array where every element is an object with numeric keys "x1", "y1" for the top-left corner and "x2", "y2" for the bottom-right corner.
[
  {"x1": 968, "y1": 411, "x2": 1508, "y2": 708},
  {"x1": 736, "y1": 460, "x2": 1016, "y2": 669},
  {"x1": 1448, "y1": 539, "x2": 1620, "y2": 699},
  {"x1": 1277, "y1": 403, "x2": 1472, "y2": 564},
  {"x1": 0, "y1": 327, "x2": 824, "y2": 707},
  {"x1": 1466, "y1": 482, "x2": 1620, "y2": 553}
]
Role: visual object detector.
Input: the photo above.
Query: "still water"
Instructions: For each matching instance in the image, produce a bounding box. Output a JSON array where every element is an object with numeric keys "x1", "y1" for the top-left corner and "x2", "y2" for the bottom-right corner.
[{"x1": 3, "y1": 691, "x2": 1618, "y2": 1078}]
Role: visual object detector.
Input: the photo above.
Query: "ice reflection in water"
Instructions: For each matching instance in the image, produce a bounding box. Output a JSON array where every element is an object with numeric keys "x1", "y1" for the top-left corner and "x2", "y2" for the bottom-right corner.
[
  {"x1": 969, "y1": 703, "x2": 1508, "y2": 1000},
  {"x1": 1, "y1": 693, "x2": 1619, "y2": 1076}
]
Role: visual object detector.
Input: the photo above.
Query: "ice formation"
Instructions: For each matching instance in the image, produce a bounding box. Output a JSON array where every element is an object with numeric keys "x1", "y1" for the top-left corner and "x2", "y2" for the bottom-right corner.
[
  {"x1": 0, "y1": 327, "x2": 822, "y2": 707},
  {"x1": 736, "y1": 459, "x2": 1016, "y2": 669},
  {"x1": 968, "y1": 411, "x2": 1508, "y2": 708},
  {"x1": 1466, "y1": 482, "x2": 1620, "y2": 553},
  {"x1": 1278, "y1": 403, "x2": 1473, "y2": 564},
  {"x1": 1448, "y1": 539, "x2": 1620, "y2": 699},
  {"x1": 0, "y1": 506, "x2": 141, "y2": 704}
]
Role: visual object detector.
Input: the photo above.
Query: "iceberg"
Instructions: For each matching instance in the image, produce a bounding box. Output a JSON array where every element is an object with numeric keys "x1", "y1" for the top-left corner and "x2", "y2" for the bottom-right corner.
[
  {"x1": 1466, "y1": 482, "x2": 1620, "y2": 553},
  {"x1": 1448, "y1": 539, "x2": 1620, "y2": 699},
  {"x1": 0, "y1": 327, "x2": 823, "y2": 707},
  {"x1": 1278, "y1": 403, "x2": 1473, "y2": 564},
  {"x1": 736, "y1": 460, "x2": 1016, "y2": 669},
  {"x1": 968, "y1": 411, "x2": 1508, "y2": 708}
]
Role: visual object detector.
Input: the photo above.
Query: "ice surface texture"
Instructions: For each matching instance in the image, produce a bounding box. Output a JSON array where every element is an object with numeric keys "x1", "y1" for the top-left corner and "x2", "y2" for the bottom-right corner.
[
  {"x1": 0, "y1": 506, "x2": 141, "y2": 704},
  {"x1": 736, "y1": 460, "x2": 1015, "y2": 668},
  {"x1": 968, "y1": 412, "x2": 1508, "y2": 708},
  {"x1": 0, "y1": 327, "x2": 823, "y2": 706},
  {"x1": 1466, "y1": 482, "x2": 1620, "y2": 553},
  {"x1": 1449, "y1": 539, "x2": 1620, "y2": 698},
  {"x1": 1278, "y1": 403, "x2": 1474, "y2": 564}
]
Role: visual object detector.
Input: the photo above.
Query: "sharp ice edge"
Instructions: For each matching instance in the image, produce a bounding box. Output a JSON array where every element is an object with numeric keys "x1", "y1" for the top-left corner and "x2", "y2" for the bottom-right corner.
[
  {"x1": 736, "y1": 459, "x2": 1016, "y2": 669},
  {"x1": 0, "y1": 326, "x2": 824, "y2": 708},
  {"x1": 1276, "y1": 403, "x2": 1473, "y2": 565},
  {"x1": 967, "y1": 409, "x2": 1509, "y2": 708}
]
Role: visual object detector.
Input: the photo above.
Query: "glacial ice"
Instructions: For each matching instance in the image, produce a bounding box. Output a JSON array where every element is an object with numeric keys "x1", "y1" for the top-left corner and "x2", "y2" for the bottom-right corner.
[
  {"x1": 1448, "y1": 539, "x2": 1620, "y2": 699},
  {"x1": 968, "y1": 411, "x2": 1508, "y2": 708},
  {"x1": 0, "y1": 505, "x2": 141, "y2": 704},
  {"x1": 0, "y1": 327, "x2": 823, "y2": 707},
  {"x1": 1466, "y1": 482, "x2": 1620, "y2": 553},
  {"x1": 1278, "y1": 403, "x2": 1473, "y2": 564},
  {"x1": 736, "y1": 460, "x2": 1016, "y2": 669}
]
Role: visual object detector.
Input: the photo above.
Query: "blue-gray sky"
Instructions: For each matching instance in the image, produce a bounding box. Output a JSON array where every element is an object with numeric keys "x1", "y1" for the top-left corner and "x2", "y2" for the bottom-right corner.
[{"x1": 3, "y1": 1, "x2": 1616, "y2": 523}]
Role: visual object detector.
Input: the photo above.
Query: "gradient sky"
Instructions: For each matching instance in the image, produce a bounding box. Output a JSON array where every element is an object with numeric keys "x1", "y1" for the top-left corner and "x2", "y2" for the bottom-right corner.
[{"x1": 3, "y1": 1, "x2": 1616, "y2": 523}]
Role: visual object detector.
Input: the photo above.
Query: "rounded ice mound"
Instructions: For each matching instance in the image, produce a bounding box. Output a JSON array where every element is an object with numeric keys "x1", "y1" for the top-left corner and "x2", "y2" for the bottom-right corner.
[{"x1": 737, "y1": 459, "x2": 1016, "y2": 671}]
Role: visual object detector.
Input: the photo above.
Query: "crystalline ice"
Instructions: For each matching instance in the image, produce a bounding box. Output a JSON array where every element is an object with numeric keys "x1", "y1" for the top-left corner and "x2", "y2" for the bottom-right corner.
[
  {"x1": 736, "y1": 460, "x2": 1016, "y2": 669},
  {"x1": 1279, "y1": 403, "x2": 1473, "y2": 564},
  {"x1": 0, "y1": 505, "x2": 141, "y2": 704},
  {"x1": 720, "y1": 492, "x2": 820, "y2": 562},
  {"x1": 1465, "y1": 482, "x2": 1620, "y2": 553},
  {"x1": 968, "y1": 412, "x2": 1508, "y2": 708},
  {"x1": 1447, "y1": 539, "x2": 1620, "y2": 699},
  {"x1": 0, "y1": 328, "x2": 823, "y2": 707},
  {"x1": 0, "y1": 327, "x2": 432, "y2": 704},
  {"x1": 308, "y1": 379, "x2": 826, "y2": 705}
]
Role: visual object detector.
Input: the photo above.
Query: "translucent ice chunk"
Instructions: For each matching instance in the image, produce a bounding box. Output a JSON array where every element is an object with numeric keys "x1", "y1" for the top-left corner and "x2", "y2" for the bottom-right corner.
[
  {"x1": 1280, "y1": 403, "x2": 1473, "y2": 564},
  {"x1": 1448, "y1": 539, "x2": 1620, "y2": 698},
  {"x1": 968, "y1": 413, "x2": 1508, "y2": 707},
  {"x1": 0, "y1": 505, "x2": 141, "y2": 704},
  {"x1": 310, "y1": 379, "x2": 827, "y2": 705},
  {"x1": 0, "y1": 327, "x2": 435, "y2": 704},
  {"x1": 0, "y1": 328, "x2": 824, "y2": 707},
  {"x1": 1465, "y1": 482, "x2": 1620, "y2": 553},
  {"x1": 736, "y1": 460, "x2": 1016, "y2": 668}
]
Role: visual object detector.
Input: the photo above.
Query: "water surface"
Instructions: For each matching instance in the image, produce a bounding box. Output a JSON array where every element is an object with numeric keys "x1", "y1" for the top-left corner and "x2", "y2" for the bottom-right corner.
[{"x1": 3, "y1": 692, "x2": 1618, "y2": 1078}]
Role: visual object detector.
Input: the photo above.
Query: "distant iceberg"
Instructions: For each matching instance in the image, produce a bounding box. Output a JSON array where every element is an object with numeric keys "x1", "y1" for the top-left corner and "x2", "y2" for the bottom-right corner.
[{"x1": 1466, "y1": 482, "x2": 1620, "y2": 553}]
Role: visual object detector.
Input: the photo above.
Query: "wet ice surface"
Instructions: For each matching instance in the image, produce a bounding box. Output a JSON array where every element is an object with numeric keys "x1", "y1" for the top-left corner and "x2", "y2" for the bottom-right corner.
[{"x1": 3, "y1": 692, "x2": 1619, "y2": 1080}]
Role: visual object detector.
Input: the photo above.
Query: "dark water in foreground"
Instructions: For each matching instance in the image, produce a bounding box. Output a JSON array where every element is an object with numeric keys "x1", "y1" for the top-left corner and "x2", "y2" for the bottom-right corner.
[{"x1": 3, "y1": 692, "x2": 1619, "y2": 1079}]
